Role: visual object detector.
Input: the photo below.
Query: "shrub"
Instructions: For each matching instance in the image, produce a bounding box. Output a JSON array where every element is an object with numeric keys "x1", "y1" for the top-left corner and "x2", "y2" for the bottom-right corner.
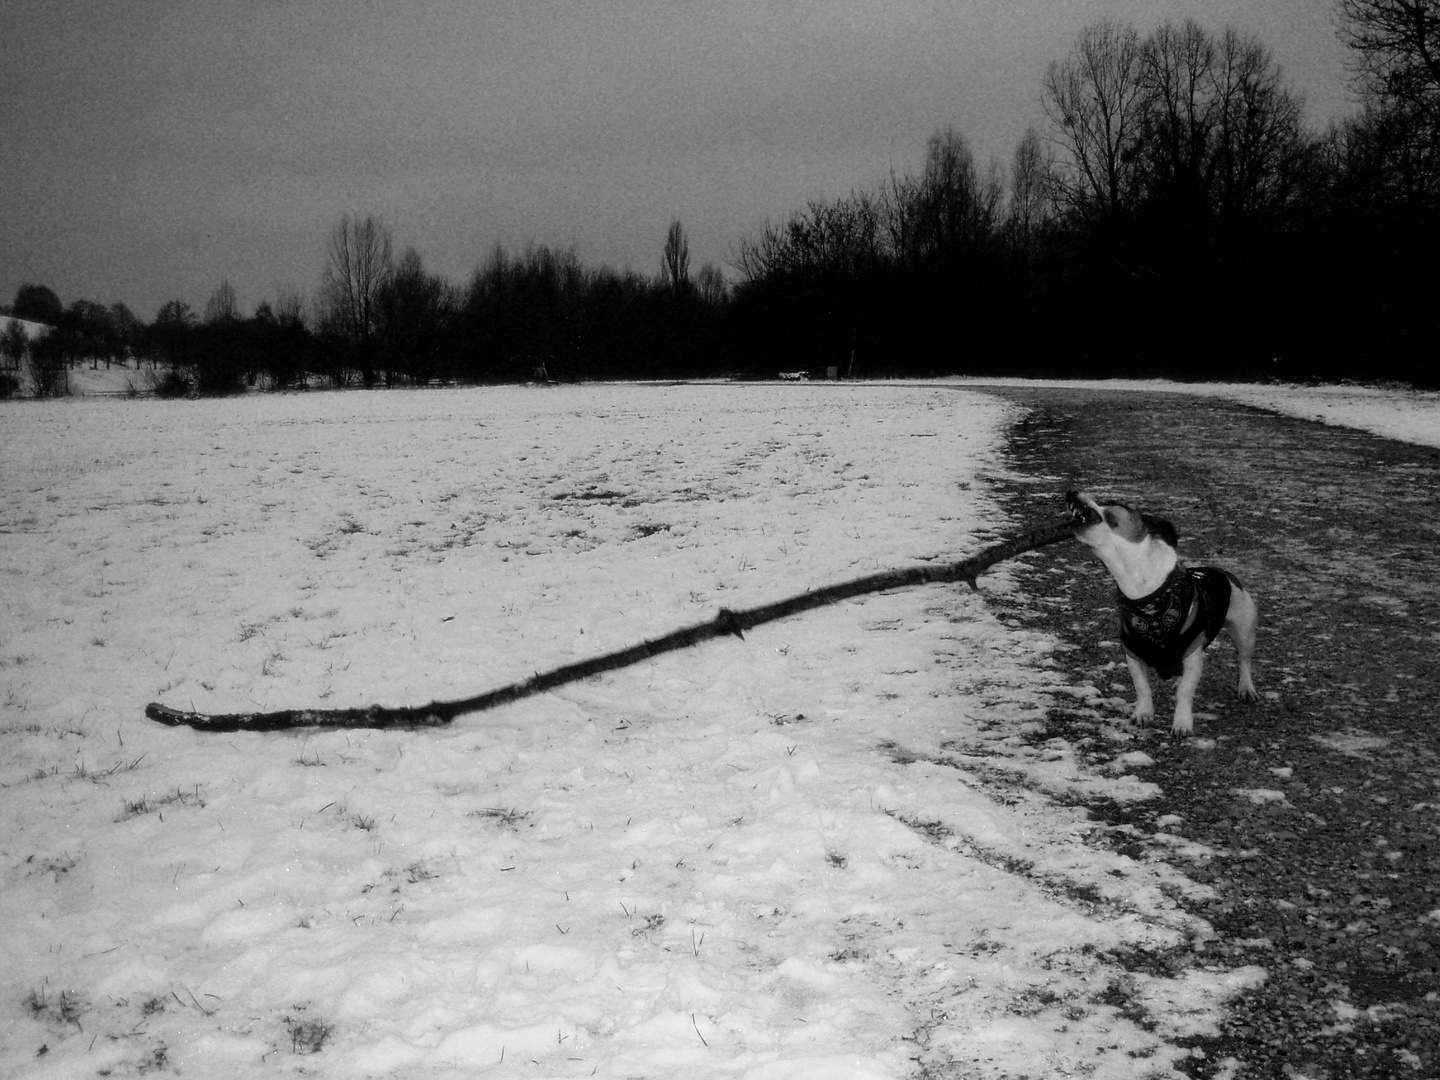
[{"x1": 151, "y1": 368, "x2": 192, "y2": 399}]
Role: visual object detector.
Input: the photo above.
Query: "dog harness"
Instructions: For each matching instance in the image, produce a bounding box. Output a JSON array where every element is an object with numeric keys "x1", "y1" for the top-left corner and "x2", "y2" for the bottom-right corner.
[{"x1": 1117, "y1": 564, "x2": 1232, "y2": 678}]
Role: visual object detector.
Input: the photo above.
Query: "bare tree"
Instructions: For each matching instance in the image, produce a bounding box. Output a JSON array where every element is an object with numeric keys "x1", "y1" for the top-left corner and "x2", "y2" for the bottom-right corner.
[
  {"x1": 1126, "y1": 20, "x2": 1307, "y2": 229},
  {"x1": 1043, "y1": 20, "x2": 1147, "y2": 222},
  {"x1": 885, "y1": 128, "x2": 1003, "y2": 267},
  {"x1": 65, "y1": 300, "x2": 113, "y2": 369},
  {"x1": 1208, "y1": 28, "x2": 1308, "y2": 226},
  {"x1": 204, "y1": 280, "x2": 239, "y2": 325},
  {"x1": 1, "y1": 319, "x2": 28, "y2": 371},
  {"x1": 662, "y1": 219, "x2": 691, "y2": 293},
  {"x1": 28, "y1": 329, "x2": 69, "y2": 396},
  {"x1": 734, "y1": 220, "x2": 787, "y2": 284},
  {"x1": 1139, "y1": 20, "x2": 1220, "y2": 207},
  {"x1": 1335, "y1": 0, "x2": 1440, "y2": 208},
  {"x1": 738, "y1": 194, "x2": 882, "y2": 283},
  {"x1": 321, "y1": 214, "x2": 393, "y2": 386},
  {"x1": 696, "y1": 263, "x2": 728, "y2": 305},
  {"x1": 108, "y1": 302, "x2": 139, "y2": 365},
  {"x1": 254, "y1": 286, "x2": 311, "y2": 389},
  {"x1": 376, "y1": 246, "x2": 454, "y2": 385},
  {"x1": 274, "y1": 286, "x2": 307, "y2": 328},
  {"x1": 1338, "y1": 0, "x2": 1440, "y2": 122},
  {"x1": 0, "y1": 320, "x2": 23, "y2": 396},
  {"x1": 1007, "y1": 126, "x2": 1054, "y2": 247}
]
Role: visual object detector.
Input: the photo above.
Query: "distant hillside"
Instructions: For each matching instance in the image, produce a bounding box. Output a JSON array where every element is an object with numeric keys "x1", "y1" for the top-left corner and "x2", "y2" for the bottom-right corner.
[
  {"x1": 0, "y1": 315, "x2": 49, "y2": 340},
  {"x1": 1, "y1": 316, "x2": 142, "y2": 397}
]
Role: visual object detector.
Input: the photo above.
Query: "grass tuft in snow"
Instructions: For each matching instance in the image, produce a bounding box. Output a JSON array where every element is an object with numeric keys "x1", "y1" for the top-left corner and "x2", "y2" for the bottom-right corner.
[
  {"x1": 24, "y1": 854, "x2": 76, "y2": 881},
  {"x1": 283, "y1": 1007, "x2": 334, "y2": 1055},
  {"x1": 25, "y1": 984, "x2": 85, "y2": 1031},
  {"x1": 117, "y1": 785, "x2": 205, "y2": 821},
  {"x1": 71, "y1": 753, "x2": 147, "y2": 783},
  {"x1": 468, "y1": 806, "x2": 530, "y2": 827}
]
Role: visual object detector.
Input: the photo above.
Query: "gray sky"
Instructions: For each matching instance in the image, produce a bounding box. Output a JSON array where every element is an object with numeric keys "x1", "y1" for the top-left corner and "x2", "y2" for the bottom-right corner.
[{"x1": 1, "y1": 1, "x2": 1354, "y2": 320}]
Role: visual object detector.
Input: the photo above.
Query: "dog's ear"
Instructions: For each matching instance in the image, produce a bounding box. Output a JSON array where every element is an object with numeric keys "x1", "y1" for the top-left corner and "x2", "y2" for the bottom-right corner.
[{"x1": 1140, "y1": 513, "x2": 1179, "y2": 548}]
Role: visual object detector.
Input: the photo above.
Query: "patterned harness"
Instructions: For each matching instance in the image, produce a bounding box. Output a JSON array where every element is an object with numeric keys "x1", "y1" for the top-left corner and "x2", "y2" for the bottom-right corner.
[{"x1": 1117, "y1": 564, "x2": 1233, "y2": 678}]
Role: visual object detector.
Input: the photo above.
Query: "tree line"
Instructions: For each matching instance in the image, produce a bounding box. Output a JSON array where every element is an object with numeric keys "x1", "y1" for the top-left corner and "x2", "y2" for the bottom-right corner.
[
  {"x1": 733, "y1": 13, "x2": 1438, "y2": 385},
  {"x1": 4, "y1": 5, "x2": 1436, "y2": 396},
  {"x1": 2, "y1": 221, "x2": 732, "y2": 397}
]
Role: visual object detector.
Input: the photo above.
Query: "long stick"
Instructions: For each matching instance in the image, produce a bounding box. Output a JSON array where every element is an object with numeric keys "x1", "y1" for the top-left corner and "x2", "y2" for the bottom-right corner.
[{"x1": 144, "y1": 519, "x2": 1075, "y2": 731}]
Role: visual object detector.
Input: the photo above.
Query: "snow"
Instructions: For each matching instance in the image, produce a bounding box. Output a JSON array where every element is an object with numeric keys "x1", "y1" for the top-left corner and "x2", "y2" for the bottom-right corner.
[
  {"x1": 0, "y1": 316, "x2": 48, "y2": 341},
  {"x1": 1232, "y1": 789, "x2": 1289, "y2": 806},
  {"x1": 0, "y1": 382, "x2": 1276, "y2": 1078},
  {"x1": 1214, "y1": 381, "x2": 1440, "y2": 448}
]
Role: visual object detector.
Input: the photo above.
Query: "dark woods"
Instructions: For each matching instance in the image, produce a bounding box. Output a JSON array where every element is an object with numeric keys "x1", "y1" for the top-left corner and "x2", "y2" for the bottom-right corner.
[
  {"x1": 739, "y1": 16, "x2": 1439, "y2": 386},
  {"x1": 6, "y1": 11, "x2": 1437, "y2": 395}
]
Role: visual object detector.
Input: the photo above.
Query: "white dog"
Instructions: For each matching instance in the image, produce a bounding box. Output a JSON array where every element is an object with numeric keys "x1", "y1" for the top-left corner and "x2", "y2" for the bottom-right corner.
[{"x1": 1066, "y1": 491, "x2": 1259, "y2": 736}]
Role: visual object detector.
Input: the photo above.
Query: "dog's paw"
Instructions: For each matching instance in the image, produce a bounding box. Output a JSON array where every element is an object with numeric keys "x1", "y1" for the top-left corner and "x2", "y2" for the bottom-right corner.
[
  {"x1": 1130, "y1": 704, "x2": 1155, "y2": 726},
  {"x1": 1170, "y1": 715, "x2": 1195, "y2": 738},
  {"x1": 1236, "y1": 681, "x2": 1260, "y2": 703}
]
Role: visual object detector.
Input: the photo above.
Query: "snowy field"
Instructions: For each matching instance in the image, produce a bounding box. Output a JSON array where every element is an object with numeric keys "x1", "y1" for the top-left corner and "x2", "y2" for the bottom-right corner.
[{"x1": 0, "y1": 382, "x2": 1278, "y2": 1079}]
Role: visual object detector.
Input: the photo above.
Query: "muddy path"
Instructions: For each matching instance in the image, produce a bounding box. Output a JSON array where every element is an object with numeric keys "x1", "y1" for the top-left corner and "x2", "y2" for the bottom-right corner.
[{"x1": 971, "y1": 387, "x2": 1440, "y2": 1079}]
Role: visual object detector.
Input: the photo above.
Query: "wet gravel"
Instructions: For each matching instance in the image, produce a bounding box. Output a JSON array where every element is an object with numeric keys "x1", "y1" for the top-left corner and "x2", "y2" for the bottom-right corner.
[{"x1": 974, "y1": 387, "x2": 1440, "y2": 1080}]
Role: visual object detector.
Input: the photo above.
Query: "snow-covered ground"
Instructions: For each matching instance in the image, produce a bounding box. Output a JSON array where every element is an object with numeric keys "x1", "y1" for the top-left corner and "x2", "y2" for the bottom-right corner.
[
  {"x1": 56, "y1": 362, "x2": 1440, "y2": 448},
  {"x1": 1214, "y1": 382, "x2": 1440, "y2": 449},
  {"x1": 0, "y1": 316, "x2": 48, "y2": 341},
  {"x1": 1, "y1": 383, "x2": 1273, "y2": 1079}
]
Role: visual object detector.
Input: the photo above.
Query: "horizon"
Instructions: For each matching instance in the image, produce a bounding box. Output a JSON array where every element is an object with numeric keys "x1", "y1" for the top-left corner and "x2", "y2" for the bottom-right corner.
[{"x1": 2, "y1": 1, "x2": 1354, "y2": 322}]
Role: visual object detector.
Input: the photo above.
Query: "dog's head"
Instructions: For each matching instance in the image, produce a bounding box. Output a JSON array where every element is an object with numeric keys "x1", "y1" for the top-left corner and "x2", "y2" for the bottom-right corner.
[{"x1": 1066, "y1": 491, "x2": 1178, "y2": 551}]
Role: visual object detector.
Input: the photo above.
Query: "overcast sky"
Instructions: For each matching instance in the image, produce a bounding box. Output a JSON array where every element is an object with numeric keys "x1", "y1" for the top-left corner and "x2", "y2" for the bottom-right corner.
[{"x1": 2, "y1": 1, "x2": 1354, "y2": 321}]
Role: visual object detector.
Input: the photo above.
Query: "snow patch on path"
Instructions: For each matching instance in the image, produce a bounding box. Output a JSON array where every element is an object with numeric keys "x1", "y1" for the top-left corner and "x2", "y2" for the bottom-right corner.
[{"x1": 950, "y1": 376, "x2": 1440, "y2": 449}]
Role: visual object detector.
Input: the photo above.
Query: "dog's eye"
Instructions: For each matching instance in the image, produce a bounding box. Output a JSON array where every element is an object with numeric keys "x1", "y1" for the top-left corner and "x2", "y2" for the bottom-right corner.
[{"x1": 1103, "y1": 510, "x2": 1118, "y2": 527}]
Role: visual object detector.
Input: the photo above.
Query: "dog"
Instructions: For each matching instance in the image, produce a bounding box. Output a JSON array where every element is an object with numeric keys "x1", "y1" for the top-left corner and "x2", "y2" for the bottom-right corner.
[{"x1": 1066, "y1": 491, "x2": 1259, "y2": 736}]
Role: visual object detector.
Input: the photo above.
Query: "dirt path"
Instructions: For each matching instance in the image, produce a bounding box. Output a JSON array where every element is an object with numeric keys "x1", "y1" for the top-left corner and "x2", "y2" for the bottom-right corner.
[{"x1": 972, "y1": 387, "x2": 1440, "y2": 1079}]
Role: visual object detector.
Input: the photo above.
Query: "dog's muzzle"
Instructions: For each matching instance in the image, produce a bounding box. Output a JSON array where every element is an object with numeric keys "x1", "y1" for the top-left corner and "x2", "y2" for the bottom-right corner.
[{"x1": 1065, "y1": 491, "x2": 1101, "y2": 526}]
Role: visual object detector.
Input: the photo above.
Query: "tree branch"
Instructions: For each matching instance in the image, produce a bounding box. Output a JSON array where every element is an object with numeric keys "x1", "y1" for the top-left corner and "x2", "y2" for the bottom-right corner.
[{"x1": 144, "y1": 519, "x2": 1077, "y2": 731}]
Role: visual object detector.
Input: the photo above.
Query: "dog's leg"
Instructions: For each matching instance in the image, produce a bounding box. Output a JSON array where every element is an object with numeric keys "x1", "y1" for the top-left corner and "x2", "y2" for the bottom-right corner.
[
  {"x1": 1225, "y1": 586, "x2": 1260, "y2": 702},
  {"x1": 1172, "y1": 648, "x2": 1206, "y2": 737},
  {"x1": 1124, "y1": 650, "x2": 1156, "y2": 726}
]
